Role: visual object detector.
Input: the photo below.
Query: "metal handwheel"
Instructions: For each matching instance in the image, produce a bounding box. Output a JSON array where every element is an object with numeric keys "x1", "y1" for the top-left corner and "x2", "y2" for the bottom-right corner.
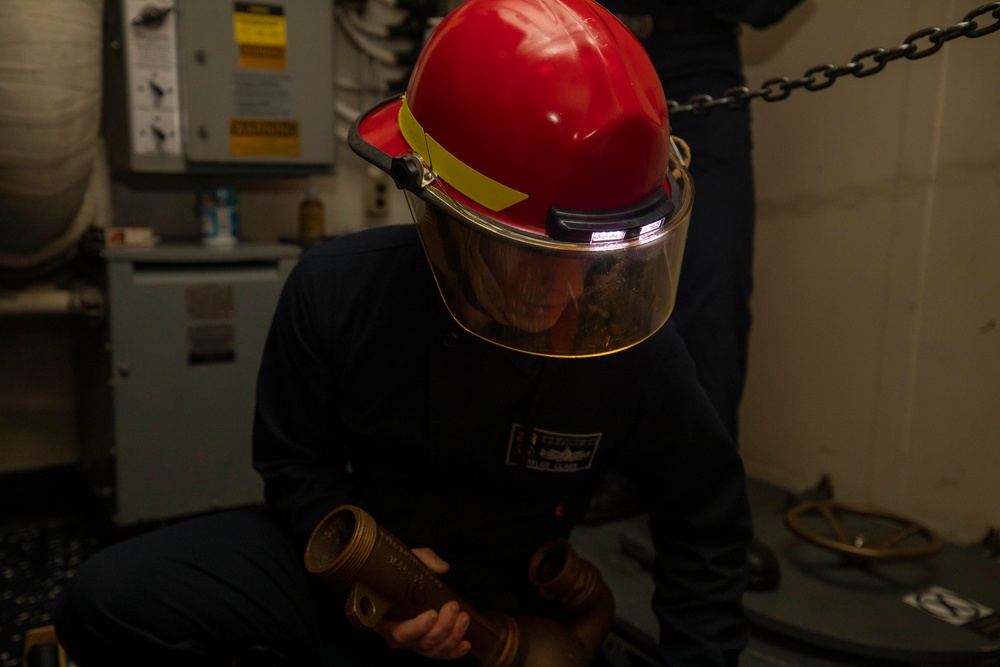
[{"x1": 785, "y1": 500, "x2": 943, "y2": 562}]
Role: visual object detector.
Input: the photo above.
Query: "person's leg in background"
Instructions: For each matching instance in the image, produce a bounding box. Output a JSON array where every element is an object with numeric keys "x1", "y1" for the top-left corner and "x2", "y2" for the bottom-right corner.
[
  {"x1": 656, "y1": 31, "x2": 755, "y2": 444},
  {"x1": 612, "y1": 0, "x2": 757, "y2": 453},
  {"x1": 586, "y1": 0, "x2": 753, "y2": 505},
  {"x1": 588, "y1": 1, "x2": 783, "y2": 594}
]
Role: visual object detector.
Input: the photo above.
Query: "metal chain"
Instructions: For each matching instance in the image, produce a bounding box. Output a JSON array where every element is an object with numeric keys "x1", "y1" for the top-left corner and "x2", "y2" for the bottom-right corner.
[{"x1": 667, "y1": 1, "x2": 1000, "y2": 115}]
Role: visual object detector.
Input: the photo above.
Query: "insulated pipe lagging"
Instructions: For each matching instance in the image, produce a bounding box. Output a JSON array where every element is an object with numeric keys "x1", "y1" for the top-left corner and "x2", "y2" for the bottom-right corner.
[
  {"x1": 0, "y1": 285, "x2": 104, "y2": 317},
  {"x1": 0, "y1": 0, "x2": 108, "y2": 273}
]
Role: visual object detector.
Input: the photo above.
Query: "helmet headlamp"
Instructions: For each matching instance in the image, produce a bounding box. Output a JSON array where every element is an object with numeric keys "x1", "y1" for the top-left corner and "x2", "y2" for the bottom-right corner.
[{"x1": 546, "y1": 187, "x2": 675, "y2": 245}]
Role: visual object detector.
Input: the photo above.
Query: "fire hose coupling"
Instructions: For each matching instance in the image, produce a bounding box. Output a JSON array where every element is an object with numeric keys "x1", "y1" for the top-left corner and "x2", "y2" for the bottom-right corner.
[{"x1": 305, "y1": 505, "x2": 616, "y2": 667}]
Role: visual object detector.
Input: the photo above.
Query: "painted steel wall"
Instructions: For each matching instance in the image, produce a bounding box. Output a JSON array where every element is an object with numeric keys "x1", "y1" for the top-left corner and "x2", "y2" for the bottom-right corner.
[{"x1": 739, "y1": 0, "x2": 999, "y2": 543}]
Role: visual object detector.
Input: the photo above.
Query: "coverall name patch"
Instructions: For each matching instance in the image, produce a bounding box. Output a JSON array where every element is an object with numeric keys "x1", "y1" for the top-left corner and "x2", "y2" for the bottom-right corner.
[{"x1": 506, "y1": 425, "x2": 602, "y2": 472}]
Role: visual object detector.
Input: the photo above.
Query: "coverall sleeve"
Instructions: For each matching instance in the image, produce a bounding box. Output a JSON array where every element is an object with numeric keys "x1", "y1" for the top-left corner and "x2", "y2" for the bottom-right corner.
[
  {"x1": 252, "y1": 259, "x2": 354, "y2": 548},
  {"x1": 622, "y1": 351, "x2": 753, "y2": 666}
]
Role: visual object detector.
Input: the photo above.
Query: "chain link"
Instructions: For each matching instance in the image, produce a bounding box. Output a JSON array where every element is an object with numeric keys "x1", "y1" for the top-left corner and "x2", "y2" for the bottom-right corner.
[{"x1": 667, "y1": 1, "x2": 1000, "y2": 115}]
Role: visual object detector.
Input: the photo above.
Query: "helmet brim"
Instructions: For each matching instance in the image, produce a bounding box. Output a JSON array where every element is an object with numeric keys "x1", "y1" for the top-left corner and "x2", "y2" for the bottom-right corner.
[{"x1": 348, "y1": 96, "x2": 408, "y2": 178}]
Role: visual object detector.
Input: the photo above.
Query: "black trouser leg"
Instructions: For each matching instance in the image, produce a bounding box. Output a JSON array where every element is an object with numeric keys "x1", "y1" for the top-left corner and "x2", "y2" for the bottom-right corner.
[{"x1": 54, "y1": 508, "x2": 334, "y2": 666}]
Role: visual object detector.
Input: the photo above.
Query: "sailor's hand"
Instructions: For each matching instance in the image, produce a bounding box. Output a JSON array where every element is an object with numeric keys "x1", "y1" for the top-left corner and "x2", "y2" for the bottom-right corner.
[{"x1": 374, "y1": 548, "x2": 472, "y2": 660}]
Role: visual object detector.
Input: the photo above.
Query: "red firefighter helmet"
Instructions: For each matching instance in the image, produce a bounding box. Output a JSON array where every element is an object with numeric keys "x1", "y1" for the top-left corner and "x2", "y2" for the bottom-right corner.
[{"x1": 350, "y1": 0, "x2": 694, "y2": 357}]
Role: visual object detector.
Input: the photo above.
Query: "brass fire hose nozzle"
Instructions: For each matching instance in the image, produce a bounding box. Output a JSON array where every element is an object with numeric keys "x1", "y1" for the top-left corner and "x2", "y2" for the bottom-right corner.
[{"x1": 305, "y1": 505, "x2": 615, "y2": 667}]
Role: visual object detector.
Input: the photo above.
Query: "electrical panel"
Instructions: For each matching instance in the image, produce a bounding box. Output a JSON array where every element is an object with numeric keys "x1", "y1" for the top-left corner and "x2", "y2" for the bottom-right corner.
[
  {"x1": 76, "y1": 242, "x2": 300, "y2": 524},
  {"x1": 103, "y1": 0, "x2": 335, "y2": 174}
]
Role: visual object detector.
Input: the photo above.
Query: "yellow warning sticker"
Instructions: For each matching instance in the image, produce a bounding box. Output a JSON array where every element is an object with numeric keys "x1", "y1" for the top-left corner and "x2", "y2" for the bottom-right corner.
[
  {"x1": 230, "y1": 118, "x2": 300, "y2": 157},
  {"x1": 234, "y1": 3, "x2": 287, "y2": 70}
]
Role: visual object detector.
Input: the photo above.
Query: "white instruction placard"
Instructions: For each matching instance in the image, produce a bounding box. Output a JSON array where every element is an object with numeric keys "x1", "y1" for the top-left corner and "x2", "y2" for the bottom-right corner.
[
  {"x1": 903, "y1": 586, "x2": 994, "y2": 626},
  {"x1": 125, "y1": 0, "x2": 182, "y2": 156}
]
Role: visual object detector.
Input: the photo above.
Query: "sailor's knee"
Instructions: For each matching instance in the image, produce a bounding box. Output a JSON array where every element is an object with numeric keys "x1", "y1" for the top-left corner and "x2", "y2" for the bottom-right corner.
[{"x1": 54, "y1": 548, "x2": 133, "y2": 653}]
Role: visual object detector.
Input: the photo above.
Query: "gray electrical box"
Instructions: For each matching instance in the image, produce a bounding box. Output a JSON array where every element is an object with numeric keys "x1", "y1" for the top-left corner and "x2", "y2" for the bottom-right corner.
[
  {"x1": 77, "y1": 242, "x2": 300, "y2": 525},
  {"x1": 103, "y1": 0, "x2": 335, "y2": 174}
]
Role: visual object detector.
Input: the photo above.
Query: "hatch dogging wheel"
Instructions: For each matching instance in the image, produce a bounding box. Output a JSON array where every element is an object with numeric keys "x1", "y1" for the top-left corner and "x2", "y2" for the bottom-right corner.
[{"x1": 785, "y1": 500, "x2": 944, "y2": 562}]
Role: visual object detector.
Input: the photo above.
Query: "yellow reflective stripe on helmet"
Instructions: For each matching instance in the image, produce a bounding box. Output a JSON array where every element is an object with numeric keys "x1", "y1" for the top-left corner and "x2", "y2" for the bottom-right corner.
[
  {"x1": 398, "y1": 98, "x2": 430, "y2": 157},
  {"x1": 398, "y1": 98, "x2": 528, "y2": 212}
]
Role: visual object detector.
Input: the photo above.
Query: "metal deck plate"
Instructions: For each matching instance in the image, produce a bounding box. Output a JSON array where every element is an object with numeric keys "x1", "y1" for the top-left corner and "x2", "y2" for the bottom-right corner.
[
  {"x1": 573, "y1": 478, "x2": 1000, "y2": 665},
  {"x1": 745, "y1": 479, "x2": 1000, "y2": 664}
]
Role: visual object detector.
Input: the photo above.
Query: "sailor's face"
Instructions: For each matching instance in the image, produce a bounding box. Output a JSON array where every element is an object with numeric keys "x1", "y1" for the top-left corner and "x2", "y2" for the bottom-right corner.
[{"x1": 484, "y1": 245, "x2": 587, "y2": 333}]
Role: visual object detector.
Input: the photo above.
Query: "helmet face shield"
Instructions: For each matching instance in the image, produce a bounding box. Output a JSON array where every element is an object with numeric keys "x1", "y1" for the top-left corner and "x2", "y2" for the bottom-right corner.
[{"x1": 404, "y1": 160, "x2": 692, "y2": 357}]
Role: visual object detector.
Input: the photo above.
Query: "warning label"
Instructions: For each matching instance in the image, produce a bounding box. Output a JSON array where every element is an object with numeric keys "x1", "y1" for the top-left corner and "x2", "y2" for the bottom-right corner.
[
  {"x1": 238, "y1": 43, "x2": 286, "y2": 70},
  {"x1": 229, "y1": 118, "x2": 300, "y2": 157},
  {"x1": 185, "y1": 285, "x2": 235, "y2": 365},
  {"x1": 234, "y1": 71, "x2": 292, "y2": 118},
  {"x1": 233, "y1": 3, "x2": 287, "y2": 70},
  {"x1": 903, "y1": 586, "x2": 998, "y2": 638}
]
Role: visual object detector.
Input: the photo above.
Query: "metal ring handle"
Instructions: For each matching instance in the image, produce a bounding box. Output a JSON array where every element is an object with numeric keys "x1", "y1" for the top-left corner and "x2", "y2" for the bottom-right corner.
[{"x1": 785, "y1": 500, "x2": 943, "y2": 562}]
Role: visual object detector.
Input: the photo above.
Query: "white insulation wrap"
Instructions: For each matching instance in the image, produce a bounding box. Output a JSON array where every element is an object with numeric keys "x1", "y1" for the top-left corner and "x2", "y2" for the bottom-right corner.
[{"x1": 0, "y1": 0, "x2": 109, "y2": 271}]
